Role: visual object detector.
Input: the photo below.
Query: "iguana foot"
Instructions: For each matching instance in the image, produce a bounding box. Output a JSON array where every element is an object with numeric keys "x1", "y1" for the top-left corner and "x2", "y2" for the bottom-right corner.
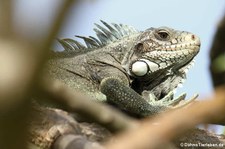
[{"x1": 144, "y1": 90, "x2": 197, "y2": 108}]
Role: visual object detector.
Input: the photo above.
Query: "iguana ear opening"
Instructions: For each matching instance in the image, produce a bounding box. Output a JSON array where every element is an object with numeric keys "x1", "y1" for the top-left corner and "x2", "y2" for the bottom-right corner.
[
  {"x1": 135, "y1": 43, "x2": 144, "y2": 51},
  {"x1": 134, "y1": 42, "x2": 152, "y2": 54}
]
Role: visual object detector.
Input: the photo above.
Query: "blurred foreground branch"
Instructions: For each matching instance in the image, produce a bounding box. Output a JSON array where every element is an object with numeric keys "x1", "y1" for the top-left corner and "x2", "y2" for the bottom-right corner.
[
  {"x1": 0, "y1": 0, "x2": 12, "y2": 36},
  {"x1": 0, "y1": 1, "x2": 75, "y2": 149},
  {"x1": 37, "y1": 78, "x2": 138, "y2": 132},
  {"x1": 105, "y1": 86, "x2": 225, "y2": 149}
]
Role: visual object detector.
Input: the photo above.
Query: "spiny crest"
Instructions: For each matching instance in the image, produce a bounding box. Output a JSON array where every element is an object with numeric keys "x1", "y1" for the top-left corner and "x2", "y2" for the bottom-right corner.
[{"x1": 55, "y1": 20, "x2": 139, "y2": 57}]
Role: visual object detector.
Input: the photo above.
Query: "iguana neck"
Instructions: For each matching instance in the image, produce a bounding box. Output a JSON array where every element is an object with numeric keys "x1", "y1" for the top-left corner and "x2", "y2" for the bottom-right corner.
[{"x1": 106, "y1": 33, "x2": 140, "y2": 63}]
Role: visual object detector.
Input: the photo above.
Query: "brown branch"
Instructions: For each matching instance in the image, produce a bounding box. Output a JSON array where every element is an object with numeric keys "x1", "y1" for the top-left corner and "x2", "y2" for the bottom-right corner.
[
  {"x1": 37, "y1": 78, "x2": 138, "y2": 132},
  {"x1": 0, "y1": 0, "x2": 76, "y2": 117},
  {"x1": 31, "y1": 0, "x2": 76, "y2": 77},
  {"x1": 41, "y1": 0, "x2": 75, "y2": 52},
  {"x1": 0, "y1": 1, "x2": 76, "y2": 148},
  {"x1": 105, "y1": 86, "x2": 225, "y2": 149},
  {"x1": 0, "y1": 0, "x2": 13, "y2": 37}
]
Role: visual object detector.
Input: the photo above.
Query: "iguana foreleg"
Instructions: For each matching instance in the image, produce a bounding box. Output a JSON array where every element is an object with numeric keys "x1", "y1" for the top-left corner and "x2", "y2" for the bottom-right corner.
[{"x1": 100, "y1": 77, "x2": 166, "y2": 117}]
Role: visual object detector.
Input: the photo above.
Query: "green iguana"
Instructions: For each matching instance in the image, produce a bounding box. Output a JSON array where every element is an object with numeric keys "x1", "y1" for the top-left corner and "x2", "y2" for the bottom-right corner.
[
  {"x1": 47, "y1": 20, "x2": 200, "y2": 117},
  {"x1": 31, "y1": 20, "x2": 201, "y2": 149}
]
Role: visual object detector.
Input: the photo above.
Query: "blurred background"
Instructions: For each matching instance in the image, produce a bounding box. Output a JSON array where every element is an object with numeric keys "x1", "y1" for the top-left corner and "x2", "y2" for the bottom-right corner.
[{"x1": 13, "y1": 0, "x2": 225, "y2": 133}]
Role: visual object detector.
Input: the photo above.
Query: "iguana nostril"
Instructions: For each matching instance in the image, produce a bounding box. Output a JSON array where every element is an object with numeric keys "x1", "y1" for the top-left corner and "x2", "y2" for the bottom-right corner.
[{"x1": 191, "y1": 34, "x2": 195, "y2": 40}]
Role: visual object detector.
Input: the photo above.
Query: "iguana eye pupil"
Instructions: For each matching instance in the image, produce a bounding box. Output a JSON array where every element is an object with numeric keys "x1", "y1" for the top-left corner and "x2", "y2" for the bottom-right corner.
[{"x1": 158, "y1": 31, "x2": 169, "y2": 39}]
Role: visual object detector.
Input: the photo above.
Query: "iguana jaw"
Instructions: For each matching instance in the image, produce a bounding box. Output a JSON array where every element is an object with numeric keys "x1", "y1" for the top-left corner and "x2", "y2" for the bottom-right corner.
[
  {"x1": 129, "y1": 43, "x2": 199, "y2": 99},
  {"x1": 130, "y1": 58, "x2": 196, "y2": 100},
  {"x1": 122, "y1": 43, "x2": 200, "y2": 78}
]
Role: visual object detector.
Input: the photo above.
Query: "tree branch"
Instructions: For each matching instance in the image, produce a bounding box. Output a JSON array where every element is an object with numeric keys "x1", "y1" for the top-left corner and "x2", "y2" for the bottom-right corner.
[
  {"x1": 37, "y1": 78, "x2": 138, "y2": 132},
  {"x1": 0, "y1": 0, "x2": 13, "y2": 37},
  {"x1": 0, "y1": 1, "x2": 76, "y2": 148},
  {"x1": 105, "y1": 86, "x2": 225, "y2": 149}
]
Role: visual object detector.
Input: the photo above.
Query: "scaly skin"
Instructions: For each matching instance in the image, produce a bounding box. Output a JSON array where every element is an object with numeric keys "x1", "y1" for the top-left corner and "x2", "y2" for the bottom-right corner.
[{"x1": 48, "y1": 21, "x2": 200, "y2": 117}]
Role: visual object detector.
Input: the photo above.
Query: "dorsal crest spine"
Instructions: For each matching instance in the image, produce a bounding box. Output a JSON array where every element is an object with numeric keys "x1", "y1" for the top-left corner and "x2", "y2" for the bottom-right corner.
[{"x1": 55, "y1": 20, "x2": 139, "y2": 57}]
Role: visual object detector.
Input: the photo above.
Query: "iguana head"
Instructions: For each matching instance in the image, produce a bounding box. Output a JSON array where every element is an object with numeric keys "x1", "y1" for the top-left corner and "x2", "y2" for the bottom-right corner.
[{"x1": 122, "y1": 27, "x2": 200, "y2": 99}]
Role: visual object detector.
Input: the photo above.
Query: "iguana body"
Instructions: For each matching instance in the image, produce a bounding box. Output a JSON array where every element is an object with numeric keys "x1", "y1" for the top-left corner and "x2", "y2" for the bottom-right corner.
[
  {"x1": 47, "y1": 20, "x2": 200, "y2": 116},
  {"x1": 30, "y1": 20, "x2": 201, "y2": 149}
]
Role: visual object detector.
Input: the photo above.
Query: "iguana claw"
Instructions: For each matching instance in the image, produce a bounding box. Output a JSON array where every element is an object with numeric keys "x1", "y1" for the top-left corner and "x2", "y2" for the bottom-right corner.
[
  {"x1": 167, "y1": 92, "x2": 186, "y2": 106},
  {"x1": 145, "y1": 91, "x2": 197, "y2": 109},
  {"x1": 172, "y1": 93, "x2": 198, "y2": 109}
]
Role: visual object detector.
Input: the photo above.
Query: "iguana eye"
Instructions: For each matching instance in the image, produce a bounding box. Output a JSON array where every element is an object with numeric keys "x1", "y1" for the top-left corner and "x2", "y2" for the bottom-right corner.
[
  {"x1": 155, "y1": 30, "x2": 170, "y2": 40},
  {"x1": 159, "y1": 32, "x2": 168, "y2": 39}
]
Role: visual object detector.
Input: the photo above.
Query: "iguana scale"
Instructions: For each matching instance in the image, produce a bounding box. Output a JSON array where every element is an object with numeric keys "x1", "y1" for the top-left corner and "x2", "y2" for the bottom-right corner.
[{"x1": 47, "y1": 20, "x2": 200, "y2": 117}]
